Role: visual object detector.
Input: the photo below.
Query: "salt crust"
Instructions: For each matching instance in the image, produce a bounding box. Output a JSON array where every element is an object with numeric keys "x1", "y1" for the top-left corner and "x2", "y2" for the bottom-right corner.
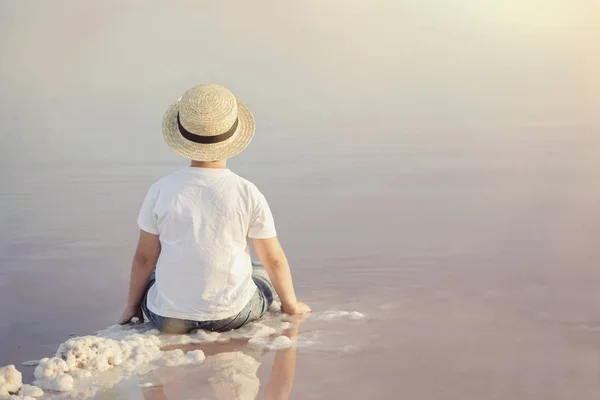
[{"x1": 3, "y1": 308, "x2": 364, "y2": 399}]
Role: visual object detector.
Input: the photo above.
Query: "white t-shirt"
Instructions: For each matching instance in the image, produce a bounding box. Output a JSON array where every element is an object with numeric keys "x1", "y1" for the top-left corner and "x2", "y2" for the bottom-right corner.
[{"x1": 137, "y1": 167, "x2": 277, "y2": 321}]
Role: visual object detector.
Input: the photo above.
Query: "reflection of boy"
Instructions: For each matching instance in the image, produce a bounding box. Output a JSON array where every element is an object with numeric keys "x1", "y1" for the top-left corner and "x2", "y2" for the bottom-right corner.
[{"x1": 142, "y1": 321, "x2": 303, "y2": 400}]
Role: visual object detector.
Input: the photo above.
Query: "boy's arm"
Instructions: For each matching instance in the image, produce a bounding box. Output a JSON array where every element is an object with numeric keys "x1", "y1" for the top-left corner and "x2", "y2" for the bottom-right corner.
[
  {"x1": 252, "y1": 237, "x2": 310, "y2": 315},
  {"x1": 119, "y1": 230, "x2": 161, "y2": 324}
]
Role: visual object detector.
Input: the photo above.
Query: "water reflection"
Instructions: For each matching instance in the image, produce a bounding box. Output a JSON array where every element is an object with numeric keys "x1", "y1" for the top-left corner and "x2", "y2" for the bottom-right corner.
[{"x1": 139, "y1": 316, "x2": 305, "y2": 400}]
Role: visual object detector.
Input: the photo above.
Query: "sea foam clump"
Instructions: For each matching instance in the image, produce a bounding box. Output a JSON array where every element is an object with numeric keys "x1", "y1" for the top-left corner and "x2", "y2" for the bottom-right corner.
[
  {"x1": 158, "y1": 329, "x2": 221, "y2": 346},
  {"x1": 0, "y1": 366, "x2": 43, "y2": 399},
  {"x1": 26, "y1": 330, "x2": 207, "y2": 398},
  {"x1": 0, "y1": 365, "x2": 26, "y2": 397},
  {"x1": 32, "y1": 357, "x2": 74, "y2": 392},
  {"x1": 32, "y1": 374, "x2": 74, "y2": 393},
  {"x1": 226, "y1": 323, "x2": 276, "y2": 340},
  {"x1": 154, "y1": 349, "x2": 206, "y2": 367},
  {"x1": 34, "y1": 358, "x2": 69, "y2": 380},
  {"x1": 34, "y1": 332, "x2": 163, "y2": 391},
  {"x1": 32, "y1": 333, "x2": 164, "y2": 392},
  {"x1": 248, "y1": 335, "x2": 294, "y2": 350},
  {"x1": 17, "y1": 384, "x2": 44, "y2": 398}
]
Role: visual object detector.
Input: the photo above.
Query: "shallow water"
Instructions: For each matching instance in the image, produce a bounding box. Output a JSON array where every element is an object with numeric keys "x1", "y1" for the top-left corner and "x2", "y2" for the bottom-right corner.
[{"x1": 2, "y1": 130, "x2": 600, "y2": 399}]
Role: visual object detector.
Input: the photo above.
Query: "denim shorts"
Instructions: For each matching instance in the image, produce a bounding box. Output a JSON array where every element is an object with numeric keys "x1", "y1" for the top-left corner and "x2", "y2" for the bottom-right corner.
[{"x1": 141, "y1": 265, "x2": 275, "y2": 334}]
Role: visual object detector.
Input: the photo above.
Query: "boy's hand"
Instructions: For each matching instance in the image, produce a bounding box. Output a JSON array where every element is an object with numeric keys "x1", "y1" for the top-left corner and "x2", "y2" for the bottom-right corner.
[
  {"x1": 119, "y1": 304, "x2": 144, "y2": 325},
  {"x1": 282, "y1": 301, "x2": 311, "y2": 315}
]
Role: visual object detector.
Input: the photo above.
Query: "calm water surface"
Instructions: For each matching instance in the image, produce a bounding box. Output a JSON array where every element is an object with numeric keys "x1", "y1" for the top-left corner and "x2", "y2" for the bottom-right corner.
[{"x1": 1, "y1": 129, "x2": 599, "y2": 399}]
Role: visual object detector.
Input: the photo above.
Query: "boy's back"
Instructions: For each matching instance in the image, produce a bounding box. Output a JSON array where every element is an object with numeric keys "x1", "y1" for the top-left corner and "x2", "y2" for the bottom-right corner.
[{"x1": 138, "y1": 167, "x2": 276, "y2": 321}]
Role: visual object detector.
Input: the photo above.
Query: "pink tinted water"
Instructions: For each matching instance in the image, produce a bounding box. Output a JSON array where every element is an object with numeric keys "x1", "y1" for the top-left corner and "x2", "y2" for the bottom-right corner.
[{"x1": 0, "y1": 130, "x2": 599, "y2": 399}]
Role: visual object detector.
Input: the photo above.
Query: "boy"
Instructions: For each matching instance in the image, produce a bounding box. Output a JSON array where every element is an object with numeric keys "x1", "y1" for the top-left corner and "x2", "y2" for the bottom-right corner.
[{"x1": 119, "y1": 84, "x2": 310, "y2": 333}]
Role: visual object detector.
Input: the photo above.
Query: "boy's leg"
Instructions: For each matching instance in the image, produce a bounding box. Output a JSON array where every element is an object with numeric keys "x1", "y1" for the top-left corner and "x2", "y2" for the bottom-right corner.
[
  {"x1": 139, "y1": 271, "x2": 156, "y2": 323},
  {"x1": 251, "y1": 261, "x2": 276, "y2": 307}
]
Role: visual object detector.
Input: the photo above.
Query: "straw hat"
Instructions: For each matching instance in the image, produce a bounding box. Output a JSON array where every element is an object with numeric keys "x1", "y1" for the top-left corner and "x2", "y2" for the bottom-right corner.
[{"x1": 162, "y1": 84, "x2": 255, "y2": 161}]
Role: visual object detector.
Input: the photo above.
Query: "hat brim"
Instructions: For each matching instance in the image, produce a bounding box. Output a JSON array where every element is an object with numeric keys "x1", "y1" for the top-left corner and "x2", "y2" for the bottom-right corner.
[{"x1": 162, "y1": 98, "x2": 255, "y2": 161}]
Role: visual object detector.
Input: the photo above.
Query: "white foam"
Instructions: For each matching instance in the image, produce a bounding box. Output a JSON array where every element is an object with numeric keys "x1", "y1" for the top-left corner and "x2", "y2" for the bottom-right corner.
[
  {"x1": 17, "y1": 384, "x2": 43, "y2": 398},
  {"x1": 20, "y1": 361, "x2": 39, "y2": 367},
  {"x1": 159, "y1": 329, "x2": 220, "y2": 346},
  {"x1": 294, "y1": 331, "x2": 361, "y2": 354},
  {"x1": 70, "y1": 370, "x2": 93, "y2": 380},
  {"x1": 313, "y1": 311, "x2": 365, "y2": 321},
  {"x1": 186, "y1": 350, "x2": 207, "y2": 363},
  {"x1": 33, "y1": 374, "x2": 74, "y2": 392},
  {"x1": 280, "y1": 322, "x2": 293, "y2": 330},
  {"x1": 12, "y1": 325, "x2": 206, "y2": 398},
  {"x1": 2, "y1": 308, "x2": 363, "y2": 399},
  {"x1": 224, "y1": 323, "x2": 277, "y2": 340},
  {"x1": 34, "y1": 358, "x2": 69, "y2": 380},
  {"x1": 154, "y1": 349, "x2": 205, "y2": 367},
  {"x1": 30, "y1": 333, "x2": 163, "y2": 394},
  {"x1": 95, "y1": 324, "x2": 159, "y2": 341},
  {"x1": 0, "y1": 365, "x2": 23, "y2": 396},
  {"x1": 248, "y1": 335, "x2": 294, "y2": 350},
  {"x1": 269, "y1": 301, "x2": 282, "y2": 312}
]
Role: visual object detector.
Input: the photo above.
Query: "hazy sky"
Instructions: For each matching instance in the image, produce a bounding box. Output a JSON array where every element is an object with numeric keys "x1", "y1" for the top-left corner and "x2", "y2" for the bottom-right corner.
[{"x1": 0, "y1": 0, "x2": 599, "y2": 163}]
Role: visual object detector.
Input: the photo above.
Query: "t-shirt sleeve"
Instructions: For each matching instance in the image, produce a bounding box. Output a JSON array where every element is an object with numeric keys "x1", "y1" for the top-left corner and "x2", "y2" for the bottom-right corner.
[
  {"x1": 248, "y1": 190, "x2": 277, "y2": 239},
  {"x1": 137, "y1": 184, "x2": 159, "y2": 235}
]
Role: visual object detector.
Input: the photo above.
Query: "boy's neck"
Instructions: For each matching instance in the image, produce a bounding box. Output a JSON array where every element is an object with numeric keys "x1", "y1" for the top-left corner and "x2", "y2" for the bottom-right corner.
[{"x1": 190, "y1": 160, "x2": 227, "y2": 169}]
